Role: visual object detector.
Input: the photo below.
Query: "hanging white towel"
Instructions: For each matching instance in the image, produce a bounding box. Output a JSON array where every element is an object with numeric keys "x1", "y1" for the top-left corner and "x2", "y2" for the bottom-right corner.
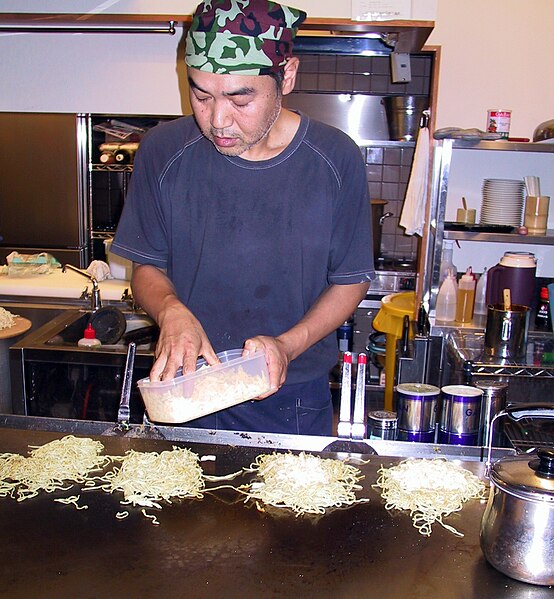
[{"x1": 399, "y1": 126, "x2": 430, "y2": 236}]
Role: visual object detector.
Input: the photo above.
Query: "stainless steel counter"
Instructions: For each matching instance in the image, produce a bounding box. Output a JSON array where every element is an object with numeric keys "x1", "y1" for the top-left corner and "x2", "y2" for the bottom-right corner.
[{"x1": 0, "y1": 422, "x2": 549, "y2": 599}]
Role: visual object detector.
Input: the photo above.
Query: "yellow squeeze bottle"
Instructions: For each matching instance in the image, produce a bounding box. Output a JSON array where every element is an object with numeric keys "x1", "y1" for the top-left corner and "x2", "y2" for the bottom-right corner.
[{"x1": 456, "y1": 267, "x2": 476, "y2": 324}]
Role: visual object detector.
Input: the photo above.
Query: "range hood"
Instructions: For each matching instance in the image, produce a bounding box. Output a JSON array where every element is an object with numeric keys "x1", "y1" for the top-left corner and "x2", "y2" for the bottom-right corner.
[{"x1": 0, "y1": 13, "x2": 433, "y2": 53}]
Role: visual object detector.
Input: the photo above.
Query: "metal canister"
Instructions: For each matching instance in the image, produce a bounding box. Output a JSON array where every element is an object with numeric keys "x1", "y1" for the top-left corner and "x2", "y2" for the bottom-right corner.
[
  {"x1": 367, "y1": 410, "x2": 397, "y2": 440},
  {"x1": 439, "y1": 384, "x2": 483, "y2": 446},
  {"x1": 396, "y1": 383, "x2": 440, "y2": 442},
  {"x1": 474, "y1": 380, "x2": 508, "y2": 447}
]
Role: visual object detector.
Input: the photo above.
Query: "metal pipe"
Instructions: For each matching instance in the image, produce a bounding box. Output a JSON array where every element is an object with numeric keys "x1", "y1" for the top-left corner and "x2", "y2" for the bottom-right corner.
[
  {"x1": 0, "y1": 20, "x2": 176, "y2": 35},
  {"x1": 62, "y1": 264, "x2": 102, "y2": 311}
]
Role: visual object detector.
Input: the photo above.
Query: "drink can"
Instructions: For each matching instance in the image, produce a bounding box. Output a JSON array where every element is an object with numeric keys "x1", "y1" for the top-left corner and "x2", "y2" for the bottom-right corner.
[{"x1": 487, "y1": 109, "x2": 511, "y2": 139}]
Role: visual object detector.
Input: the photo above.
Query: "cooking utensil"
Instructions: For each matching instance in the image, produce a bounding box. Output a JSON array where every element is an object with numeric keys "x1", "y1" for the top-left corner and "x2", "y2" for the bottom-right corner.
[
  {"x1": 481, "y1": 403, "x2": 554, "y2": 586},
  {"x1": 502, "y1": 288, "x2": 511, "y2": 311},
  {"x1": 323, "y1": 352, "x2": 376, "y2": 455},
  {"x1": 336, "y1": 352, "x2": 352, "y2": 439},
  {"x1": 116, "y1": 341, "x2": 136, "y2": 430},
  {"x1": 351, "y1": 353, "x2": 367, "y2": 440}
]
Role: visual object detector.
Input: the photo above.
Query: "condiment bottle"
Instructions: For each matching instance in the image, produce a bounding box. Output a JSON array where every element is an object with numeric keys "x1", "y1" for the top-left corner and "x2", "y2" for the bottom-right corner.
[
  {"x1": 535, "y1": 287, "x2": 551, "y2": 331},
  {"x1": 435, "y1": 269, "x2": 458, "y2": 323},
  {"x1": 456, "y1": 267, "x2": 476, "y2": 323},
  {"x1": 78, "y1": 323, "x2": 102, "y2": 347},
  {"x1": 474, "y1": 267, "x2": 488, "y2": 316},
  {"x1": 439, "y1": 240, "x2": 457, "y2": 286}
]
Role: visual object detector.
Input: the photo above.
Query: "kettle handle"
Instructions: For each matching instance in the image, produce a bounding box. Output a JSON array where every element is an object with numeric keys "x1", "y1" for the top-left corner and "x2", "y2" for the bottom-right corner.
[
  {"x1": 503, "y1": 402, "x2": 554, "y2": 420},
  {"x1": 485, "y1": 403, "x2": 554, "y2": 475}
]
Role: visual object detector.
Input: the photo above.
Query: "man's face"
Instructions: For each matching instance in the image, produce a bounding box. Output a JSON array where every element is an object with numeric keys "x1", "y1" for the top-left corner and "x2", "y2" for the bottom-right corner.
[{"x1": 188, "y1": 68, "x2": 282, "y2": 159}]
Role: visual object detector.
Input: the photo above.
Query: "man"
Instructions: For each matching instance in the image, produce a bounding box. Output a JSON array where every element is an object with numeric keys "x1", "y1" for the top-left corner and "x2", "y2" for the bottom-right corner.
[{"x1": 111, "y1": 0, "x2": 374, "y2": 436}]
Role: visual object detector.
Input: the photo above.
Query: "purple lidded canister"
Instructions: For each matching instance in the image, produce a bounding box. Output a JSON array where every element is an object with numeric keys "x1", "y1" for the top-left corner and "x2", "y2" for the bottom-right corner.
[
  {"x1": 396, "y1": 383, "x2": 440, "y2": 443},
  {"x1": 439, "y1": 385, "x2": 483, "y2": 446}
]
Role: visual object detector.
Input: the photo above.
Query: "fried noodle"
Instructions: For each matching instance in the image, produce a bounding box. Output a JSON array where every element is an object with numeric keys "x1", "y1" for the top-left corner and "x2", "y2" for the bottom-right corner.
[
  {"x1": 242, "y1": 452, "x2": 366, "y2": 516},
  {"x1": 374, "y1": 458, "x2": 486, "y2": 537}
]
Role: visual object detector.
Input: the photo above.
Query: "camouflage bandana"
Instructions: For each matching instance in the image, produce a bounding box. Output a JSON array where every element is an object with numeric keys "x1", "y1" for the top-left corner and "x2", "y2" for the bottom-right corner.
[{"x1": 185, "y1": 0, "x2": 307, "y2": 75}]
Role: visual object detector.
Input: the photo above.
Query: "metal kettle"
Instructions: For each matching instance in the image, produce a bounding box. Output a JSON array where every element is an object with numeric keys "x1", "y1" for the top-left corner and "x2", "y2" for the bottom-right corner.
[{"x1": 480, "y1": 404, "x2": 554, "y2": 586}]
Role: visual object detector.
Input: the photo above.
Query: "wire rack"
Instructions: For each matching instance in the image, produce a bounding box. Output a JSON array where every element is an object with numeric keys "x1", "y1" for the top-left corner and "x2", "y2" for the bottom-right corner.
[{"x1": 503, "y1": 418, "x2": 554, "y2": 453}]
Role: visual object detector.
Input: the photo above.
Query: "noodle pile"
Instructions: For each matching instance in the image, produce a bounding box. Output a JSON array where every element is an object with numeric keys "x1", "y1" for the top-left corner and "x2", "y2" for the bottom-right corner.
[
  {"x1": 242, "y1": 452, "x2": 366, "y2": 516},
  {"x1": 0, "y1": 435, "x2": 109, "y2": 501},
  {"x1": 374, "y1": 458, "x2": 486, "y2": 537},
  {"x1": 0, "y1": 307, "x2": 16, "y2": 330},
  {"x1": 96, "y1": 446, "x2": 204, "y2": 513}
]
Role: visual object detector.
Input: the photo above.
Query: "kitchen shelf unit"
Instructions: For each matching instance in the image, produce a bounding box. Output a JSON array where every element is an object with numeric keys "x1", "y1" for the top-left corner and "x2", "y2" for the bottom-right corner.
[
  {"x1": 423, "y1": 138, "x2": 554, "y2": 321},
  {"x1": 443, "y1": 229, "x2": 554, "y2": 245}
]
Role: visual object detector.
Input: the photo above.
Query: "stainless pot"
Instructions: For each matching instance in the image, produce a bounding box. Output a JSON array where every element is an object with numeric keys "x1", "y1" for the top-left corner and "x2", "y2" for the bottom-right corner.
[{"x1": 480, "y1": 404, "x2": 554, "y2": 586}]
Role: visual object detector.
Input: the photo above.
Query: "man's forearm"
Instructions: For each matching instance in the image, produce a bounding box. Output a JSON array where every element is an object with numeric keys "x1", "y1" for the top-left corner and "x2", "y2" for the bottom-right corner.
[
  {"x1": 131, "y1": 264, "x2": 184, "y2": 324},
  {"x1": 277, "y1": 282, "x2": 369, "y2": 362}
]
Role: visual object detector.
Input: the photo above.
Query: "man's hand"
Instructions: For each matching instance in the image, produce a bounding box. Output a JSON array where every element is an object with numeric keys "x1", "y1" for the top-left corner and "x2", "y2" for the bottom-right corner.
[
  {"x1": 243, "y1": 335, "x2": 290, "y2": 398},
  {"x1": 131, "y1": 264, "x2": 218, "y2": 381},
  {"x1": 152, "y1": 301, "x2": 219, "y2": 381}
]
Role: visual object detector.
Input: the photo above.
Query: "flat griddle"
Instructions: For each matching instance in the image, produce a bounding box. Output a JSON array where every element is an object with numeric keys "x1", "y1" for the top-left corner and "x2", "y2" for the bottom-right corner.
[{"x1": 0, "y1": 425, "x2": 543, "y2": 599}]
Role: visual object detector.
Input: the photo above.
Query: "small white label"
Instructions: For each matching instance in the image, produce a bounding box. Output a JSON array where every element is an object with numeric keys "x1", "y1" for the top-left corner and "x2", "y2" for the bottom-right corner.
[{"x1": 352, "y1": 0, "x2": 412, "y2": 21}]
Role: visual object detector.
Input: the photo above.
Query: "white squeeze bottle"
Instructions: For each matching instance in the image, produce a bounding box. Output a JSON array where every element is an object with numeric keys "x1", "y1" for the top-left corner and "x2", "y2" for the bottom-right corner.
[
  {"x1": 439, "y1": 240, "x2": 457, "y2": 285},
  {"x1": 78, "y1": 323, "x2": 102, "y2": 347},
  {"x1": 473, "y1": 267, "x2": 488, "y2": 316},
  {"x1": 435, "y1": 269, "x2": 458, "y2": 323}
]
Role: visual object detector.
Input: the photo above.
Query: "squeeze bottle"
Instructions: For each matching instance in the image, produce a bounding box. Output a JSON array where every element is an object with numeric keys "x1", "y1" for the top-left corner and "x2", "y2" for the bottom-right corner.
[
  {"x1": 473, "y1": 268, "x2": 488, "y2": 316},
  {"x1": 456, "y1": 267, "x2": 476, "y2": 323},
  {"x1": 435, "y1": 269, "x2": 458, "y2": 323},
  {"x1": 78, "y1": 323, "x2": 102, "y2": 347},
  {"x1": 439, "y1": 240, "x2": 457, "y2": 286}
]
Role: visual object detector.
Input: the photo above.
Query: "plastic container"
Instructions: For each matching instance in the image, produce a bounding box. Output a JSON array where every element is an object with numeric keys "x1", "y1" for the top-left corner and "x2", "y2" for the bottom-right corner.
[
  {"x1": 137, "y1": 349, "x2": 270, "y2": 424},
  {"x1": 456, "y1": 267, "x2": 476, "y2": 323},
  {"x1": 439, "y1": 240, "x2": 457, "y2": 286},
  {"x1": 435, "y1": 270, "x2": 458, "y2": 323},
  {"x1": 474, "y1": 268, "x2": 488, "y2": 316},
  {"x1": 77, "y1": 323, "x2": 102, "y2": 347},
  {"x1": 104, "y1": 238, "x2": 133, "y2": 280}
]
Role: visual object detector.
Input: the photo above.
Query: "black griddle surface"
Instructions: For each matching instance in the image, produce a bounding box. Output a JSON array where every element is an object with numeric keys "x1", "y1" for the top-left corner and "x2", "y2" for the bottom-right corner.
[{"x1": 0, "y1": 429, "x2": 549, "y2": 599}]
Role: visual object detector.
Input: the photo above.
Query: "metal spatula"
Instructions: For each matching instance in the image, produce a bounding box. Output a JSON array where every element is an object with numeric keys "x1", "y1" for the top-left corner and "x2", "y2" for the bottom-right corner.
[{"x1": 116, "y1": 341, "x2": 136, "y2": 430}]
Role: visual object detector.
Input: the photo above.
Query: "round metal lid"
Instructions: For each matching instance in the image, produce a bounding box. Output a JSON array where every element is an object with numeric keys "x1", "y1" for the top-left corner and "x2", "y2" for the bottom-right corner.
[
  {"x1": 367, "y1": 410, "x2": 397, "y2": 428},
  {"x1": 491, "y1": 448, "x2": 554, "y2": 502}
]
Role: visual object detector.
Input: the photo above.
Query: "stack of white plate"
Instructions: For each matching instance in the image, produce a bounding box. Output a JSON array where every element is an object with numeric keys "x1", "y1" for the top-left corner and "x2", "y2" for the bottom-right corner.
[{"x1": 480, "y1": 179, "x2": 525, "y2": 226}]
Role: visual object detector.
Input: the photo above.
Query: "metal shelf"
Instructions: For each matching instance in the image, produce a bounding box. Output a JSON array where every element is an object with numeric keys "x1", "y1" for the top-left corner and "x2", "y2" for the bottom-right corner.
[
  {"x1": 443, "y1": 229, "x2": 554, "y2": 245},
  {"x1": 450, "y1": 140, "x2": 554, "y2": 153}
]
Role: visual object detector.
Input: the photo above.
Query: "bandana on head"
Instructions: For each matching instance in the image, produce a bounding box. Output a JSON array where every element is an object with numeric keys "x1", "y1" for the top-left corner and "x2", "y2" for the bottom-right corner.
[{"x1": 185, "y1": 0, "x2": 307, "y2": 75}]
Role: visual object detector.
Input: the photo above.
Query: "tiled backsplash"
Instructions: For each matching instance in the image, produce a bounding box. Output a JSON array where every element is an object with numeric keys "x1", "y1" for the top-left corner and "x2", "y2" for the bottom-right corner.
[
  {"x1": 365, "y1": 144, "x2": 417, "y2": 259},
  {"x1": 295, "y1": 54, "x2": 432, "y2": 97},
  {"x1": 294, "y1": 52, "x2": 434, "y2": 260}
]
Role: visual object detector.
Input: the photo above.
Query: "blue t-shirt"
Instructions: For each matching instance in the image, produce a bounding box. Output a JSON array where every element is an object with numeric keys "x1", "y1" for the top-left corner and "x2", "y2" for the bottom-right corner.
[{"x1": 112, "y1": 114, "x2": 374, "y2": 384}]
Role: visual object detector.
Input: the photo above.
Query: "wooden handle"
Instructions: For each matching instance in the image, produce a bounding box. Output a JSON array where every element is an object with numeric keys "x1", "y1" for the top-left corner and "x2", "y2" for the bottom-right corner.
[
  {"x1": 462, "y1": 196, "x2": 468, "y2": 210},
  {"x1": 503, "y1": 288, "x2": 511, "y2": 311}
]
